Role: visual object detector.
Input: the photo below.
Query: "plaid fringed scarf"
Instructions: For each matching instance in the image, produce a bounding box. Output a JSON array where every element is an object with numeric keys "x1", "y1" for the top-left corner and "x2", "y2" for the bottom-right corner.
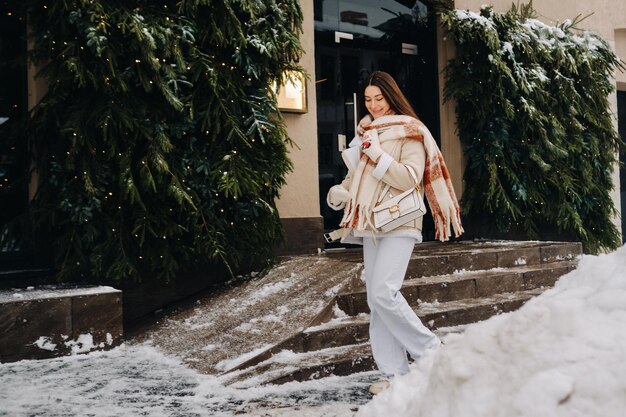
[{"x1": 360, "y1": 115, "x2": 464, "y2": 241}]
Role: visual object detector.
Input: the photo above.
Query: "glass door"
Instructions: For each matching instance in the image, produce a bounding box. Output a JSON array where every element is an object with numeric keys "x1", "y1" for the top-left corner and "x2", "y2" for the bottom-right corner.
[{"x1": 314, "y1": 0, "x2": 439, "y2": 242}]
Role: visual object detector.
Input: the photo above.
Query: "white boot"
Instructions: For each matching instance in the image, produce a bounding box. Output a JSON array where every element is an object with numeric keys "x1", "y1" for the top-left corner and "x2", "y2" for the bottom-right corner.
[{"x1": 368, "y1": 378, "x2": 390, "y2": 395}]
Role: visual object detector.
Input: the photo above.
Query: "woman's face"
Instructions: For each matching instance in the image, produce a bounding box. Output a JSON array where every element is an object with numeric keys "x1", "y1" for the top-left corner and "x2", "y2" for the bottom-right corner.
[{"x1": 364, "y1": 85, "x2": 392, "y2": 119}]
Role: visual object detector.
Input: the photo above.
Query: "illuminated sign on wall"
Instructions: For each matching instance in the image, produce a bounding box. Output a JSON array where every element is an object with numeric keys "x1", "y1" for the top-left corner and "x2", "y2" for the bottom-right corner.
[{"x1": 275, "y1": 71, "x2": 307, "y2": 113}]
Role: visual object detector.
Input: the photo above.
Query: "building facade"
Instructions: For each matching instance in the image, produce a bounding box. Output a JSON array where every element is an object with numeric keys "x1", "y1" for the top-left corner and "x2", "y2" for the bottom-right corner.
[
  {"x1": 276, "y1": 0, "x2": 626, "y2": 253},
  {"x1": 1, "y1": 1, "x2": 625, "y2": 266}
]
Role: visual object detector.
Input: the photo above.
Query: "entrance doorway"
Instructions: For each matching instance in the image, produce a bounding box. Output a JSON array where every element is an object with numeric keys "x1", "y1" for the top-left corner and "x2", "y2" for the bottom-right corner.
[{"x1": 314, "y1": 0, "x2": 440, "y2": 243}]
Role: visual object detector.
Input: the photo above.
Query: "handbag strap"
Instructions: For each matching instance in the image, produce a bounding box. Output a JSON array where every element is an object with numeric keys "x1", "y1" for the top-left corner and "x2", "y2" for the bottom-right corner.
[
  {"x1": 406, "y1": 166, "x2": 419, "y2": 186},
  {"x1": 377, "y1": 184, "x2": 391, "y2": 203},
  {"x1": 377, "y1": 166, "x2": 420, "y2": 203}
]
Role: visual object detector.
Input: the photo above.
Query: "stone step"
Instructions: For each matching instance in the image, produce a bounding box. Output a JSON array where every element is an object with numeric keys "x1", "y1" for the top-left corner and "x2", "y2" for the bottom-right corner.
[
  {"x1": 230, "y1": 286, "x2": 547, "y2": 375},
  {"x1": 220, "y1": 240, "x2": 581, "y2": 385},
  {"x1": 224, "y1": 287, "x2": 543, "y2": 386},
  {"x1": 416, "y1": 287, "x2": 544, "y2": 329},
  {"x1": 223, "y1": 324, "x2": 472, "y2": 386},
  {"x1": 325, "y1": 241, "x2": 582, "y2": 279},
  {"x1": 221, "y1": 342, "x2": 375, "y2": 387},
  {"x1": 224, "y1": 286, "x2": 542, "y2": 386},
  {"x1": 407, "y1": 241, "x2": 581, "y2": 278},
  {"x1": 296, "y1": 288, "x2": 545, "y2": 353},
  {"x1": 336, "y1": 260, "x2": 578, "y2": 316}
]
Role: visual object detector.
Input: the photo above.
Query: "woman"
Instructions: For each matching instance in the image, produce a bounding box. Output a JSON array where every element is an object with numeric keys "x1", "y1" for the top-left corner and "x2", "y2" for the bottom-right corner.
[{"x1": 326, "y1": 71, "x2": 463, "y2": 394}]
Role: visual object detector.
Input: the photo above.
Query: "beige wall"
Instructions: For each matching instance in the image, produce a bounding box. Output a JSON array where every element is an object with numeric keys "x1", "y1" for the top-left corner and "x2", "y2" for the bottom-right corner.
[
  {"x1": 437, "y1": 19, "x2": 464, "y2": 197},
  {"x1": 275, "y1": 0, "x2": 321, "y2": 219}
]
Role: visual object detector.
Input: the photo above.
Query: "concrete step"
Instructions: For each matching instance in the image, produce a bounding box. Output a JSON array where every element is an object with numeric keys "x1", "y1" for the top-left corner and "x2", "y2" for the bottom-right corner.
[
  {"x1": 223, "y1": 287, "x2": 542, "y2": 386},
  {"x1": 336, "y1": 260, "x2": 578, "y2": 316},
  {"x1": 295, "y1": 287, "x2": 545, "y2": 353},
  {"x1": 407, "y1": 240, "x2": 581, "y2": 278},
  {"x1": 220, "y1": 240, "x2": 581, "y2": 385},
  {"x1": 325, "y1": 241, "x2": 582, "y2": 279},
  {"x1": 416, "y1": 287, "x2": 544, "y2": 328},
  {"x1": 226, "y1": 287, "x2": 543, "y2": 386},
  {"x1": 223, "y1": 324, "x2": 472, "y2": 386},
  {"x1": 229, "y1": 285, "x2": 547, "y2": 376},
  {"x1": 221, "y1": 342, "x2": 375, "y2": 387}
]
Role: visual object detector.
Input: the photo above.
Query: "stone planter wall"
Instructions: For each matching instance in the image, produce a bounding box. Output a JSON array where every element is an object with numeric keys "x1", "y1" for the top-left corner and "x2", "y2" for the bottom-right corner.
[{"x1": 0, "y1": 286, "x2": 123, "y2": 362}]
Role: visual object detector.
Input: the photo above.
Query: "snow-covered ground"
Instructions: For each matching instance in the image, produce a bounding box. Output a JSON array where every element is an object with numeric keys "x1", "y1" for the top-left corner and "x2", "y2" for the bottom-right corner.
[
  {"x1": 0, "y1": 342, "x2": 376, "y2": 416},
  {"x1": 1, "y1": 245, "x2": 625, "y2": 416}
]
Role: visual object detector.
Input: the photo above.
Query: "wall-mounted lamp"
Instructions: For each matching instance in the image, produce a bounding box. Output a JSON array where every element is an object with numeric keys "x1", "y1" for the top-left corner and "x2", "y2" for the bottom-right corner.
[{"x1": 275, "y1": 71, "x2": 307, "y2": 113}]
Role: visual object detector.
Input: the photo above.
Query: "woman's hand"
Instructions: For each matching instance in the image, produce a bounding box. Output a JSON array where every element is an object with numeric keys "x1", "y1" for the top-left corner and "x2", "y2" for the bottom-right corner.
[
  {"x1": 357, "y1": 120, "x2": 371, "y2": 138},
  {"x1": 327, "y1": 184, "x2": 351, "y2": 210},
  {"x1": 361, "y1": 129, "x2": 383, "y2": 162}
]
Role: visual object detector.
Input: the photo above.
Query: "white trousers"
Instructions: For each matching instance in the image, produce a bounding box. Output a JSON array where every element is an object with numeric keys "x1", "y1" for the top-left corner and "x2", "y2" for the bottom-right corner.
[{"x1": 363, "y1": 236, "x2": 440, "y2": 375}]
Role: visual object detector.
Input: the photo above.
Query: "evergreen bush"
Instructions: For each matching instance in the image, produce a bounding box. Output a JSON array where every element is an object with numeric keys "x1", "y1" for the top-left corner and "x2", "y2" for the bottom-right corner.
[
  {"x1": 440, "y1": 3, "x2": 623, "y2": 253},
  {"x1": 3, "y1": 0, "x2": 303, "y2": 282}
]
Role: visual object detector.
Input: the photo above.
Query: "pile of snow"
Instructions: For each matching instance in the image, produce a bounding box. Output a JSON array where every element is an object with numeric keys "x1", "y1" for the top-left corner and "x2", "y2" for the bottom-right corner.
[{"x1": 358, "y1": 245, "x2": 626, "y2": 417}]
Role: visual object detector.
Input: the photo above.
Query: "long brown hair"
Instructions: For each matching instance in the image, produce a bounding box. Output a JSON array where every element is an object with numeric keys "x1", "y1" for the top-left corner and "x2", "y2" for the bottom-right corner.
[{"x1": 362, "y1": 71, "x2": 419, "y2": 120}]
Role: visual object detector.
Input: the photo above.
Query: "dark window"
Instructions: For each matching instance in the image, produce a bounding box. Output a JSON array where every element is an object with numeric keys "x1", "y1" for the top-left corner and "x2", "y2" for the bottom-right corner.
[
  {"x1": 0, "y1": 2, "x2": 29, "y2": 260},
  {"x1": 314, "y1": 0, "x2": 324, "y2": 22},
  {"x1": 617, "y1": 91, "x2": 626, "y2": 242}
]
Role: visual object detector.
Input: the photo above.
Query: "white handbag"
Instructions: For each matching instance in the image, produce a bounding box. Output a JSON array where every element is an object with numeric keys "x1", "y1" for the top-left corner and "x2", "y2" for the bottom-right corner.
[{"x1": 372, "y1": 167, "x2": 426, "y2": 233}]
